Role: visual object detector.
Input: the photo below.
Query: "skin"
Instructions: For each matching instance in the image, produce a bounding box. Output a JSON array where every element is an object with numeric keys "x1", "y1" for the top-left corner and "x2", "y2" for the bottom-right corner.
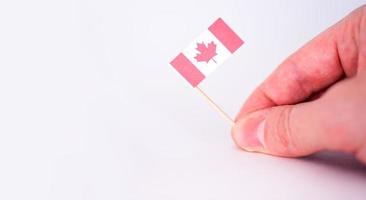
[{"x1": 231, "y1": 5, "x2": 366, "y2": 165}]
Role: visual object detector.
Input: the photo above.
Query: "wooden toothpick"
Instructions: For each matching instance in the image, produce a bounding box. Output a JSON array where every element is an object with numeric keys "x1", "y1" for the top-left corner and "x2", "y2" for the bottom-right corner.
[{"x1": 196, "y1": 86, "x2": 235, "y2": 126}]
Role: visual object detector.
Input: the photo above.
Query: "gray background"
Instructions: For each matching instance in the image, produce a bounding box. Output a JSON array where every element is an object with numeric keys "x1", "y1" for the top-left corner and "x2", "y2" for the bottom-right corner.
[{"x1": 0, "y1": 0, "x2": 365, "y2": 199}]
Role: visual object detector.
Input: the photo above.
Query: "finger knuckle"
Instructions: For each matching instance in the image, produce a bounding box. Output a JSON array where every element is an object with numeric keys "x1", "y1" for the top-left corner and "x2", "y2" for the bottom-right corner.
[{"x1": 267, "y1": 106, "x2": 297, "y2": 156}]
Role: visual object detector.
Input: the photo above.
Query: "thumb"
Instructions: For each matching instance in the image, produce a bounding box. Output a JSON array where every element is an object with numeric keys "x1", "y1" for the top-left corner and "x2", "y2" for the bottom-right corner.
[
  {"x1": 232, "y1": 75, "x2": 366, "y2": 160},
  {"x1": 231, "y1": 104, "x2": 325, "y2": 157}
]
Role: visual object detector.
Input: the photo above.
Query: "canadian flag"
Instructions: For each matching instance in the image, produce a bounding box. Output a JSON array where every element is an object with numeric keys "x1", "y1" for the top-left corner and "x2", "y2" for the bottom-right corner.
[{"x1": 170, "y1": 18, "x2": 244, "y2": 87}]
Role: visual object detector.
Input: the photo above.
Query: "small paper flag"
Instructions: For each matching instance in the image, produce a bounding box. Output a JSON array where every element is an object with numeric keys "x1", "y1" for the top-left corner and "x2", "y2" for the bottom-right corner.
[{"x1": 170, "y1": 18, "x2": 244, "y2": 87}]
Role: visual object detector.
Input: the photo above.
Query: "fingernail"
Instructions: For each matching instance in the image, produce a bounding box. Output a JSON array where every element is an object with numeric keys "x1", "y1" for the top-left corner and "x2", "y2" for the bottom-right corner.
[{"x1": 233, "y1": 113, "x2": 266, "y2": 151}]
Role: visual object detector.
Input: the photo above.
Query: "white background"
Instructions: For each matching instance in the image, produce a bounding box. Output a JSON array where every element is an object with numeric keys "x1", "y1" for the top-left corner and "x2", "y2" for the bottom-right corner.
[{"x1": 0, "y1": 0, "x2": 365, "y2": 199}]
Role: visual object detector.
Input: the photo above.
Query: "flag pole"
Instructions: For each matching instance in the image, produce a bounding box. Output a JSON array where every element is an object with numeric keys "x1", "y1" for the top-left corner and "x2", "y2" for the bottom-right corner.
[{"x1": 195, "y1": 86, "x2": 235, "y2": 126}]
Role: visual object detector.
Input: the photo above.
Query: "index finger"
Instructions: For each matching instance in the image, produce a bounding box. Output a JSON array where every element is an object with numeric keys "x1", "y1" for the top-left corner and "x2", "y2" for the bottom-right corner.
[{"x1": 236, "y1": 6, "x2": 365, "y2": 120}]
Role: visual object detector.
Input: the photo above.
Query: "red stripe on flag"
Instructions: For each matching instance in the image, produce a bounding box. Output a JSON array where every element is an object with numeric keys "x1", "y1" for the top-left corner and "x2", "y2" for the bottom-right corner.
[
  {"x1": 170, "y1": 53, "x2": 205, "y2": 87},
  {"x1": 208, "y1": 18, "x2": 244, "y2": 53}
]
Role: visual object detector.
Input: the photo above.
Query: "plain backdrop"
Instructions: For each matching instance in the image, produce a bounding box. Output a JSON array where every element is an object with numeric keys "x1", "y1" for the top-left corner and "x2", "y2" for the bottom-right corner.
[{"x1": 0, "y1": 0, "x2": 365, "y2": 199}]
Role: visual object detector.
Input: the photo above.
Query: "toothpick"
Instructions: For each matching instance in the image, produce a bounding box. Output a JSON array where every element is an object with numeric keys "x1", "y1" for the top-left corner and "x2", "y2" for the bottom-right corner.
[{"x1": 196, "y1": 86, "x2": 235, "y2": 126}]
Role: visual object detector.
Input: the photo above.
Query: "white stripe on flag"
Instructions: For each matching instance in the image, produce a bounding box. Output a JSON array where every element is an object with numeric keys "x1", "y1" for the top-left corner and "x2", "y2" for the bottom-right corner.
[{"x1": 182, "y1": 30, "x2": 231, "y2": 77}]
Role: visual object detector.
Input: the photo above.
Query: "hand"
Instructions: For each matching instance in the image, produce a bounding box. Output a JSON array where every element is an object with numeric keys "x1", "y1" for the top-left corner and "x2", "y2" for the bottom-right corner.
[{"x1": 232, "y1": 5, "x2": 366, "y2": 165}]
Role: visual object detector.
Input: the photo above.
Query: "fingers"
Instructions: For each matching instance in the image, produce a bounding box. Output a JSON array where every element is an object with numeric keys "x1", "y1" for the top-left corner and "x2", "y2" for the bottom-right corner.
[
  {"x1": 232, "y1": 72, "x2": 366, "y2": 164},
  {"x1": 236, "y1": 5, "x2": 365, "y2": 119}
]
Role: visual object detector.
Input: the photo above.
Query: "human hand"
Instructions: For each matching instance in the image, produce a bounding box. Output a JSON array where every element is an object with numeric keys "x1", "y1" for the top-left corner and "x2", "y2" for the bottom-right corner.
[{"x1": 232, "y1": 5, "x2": 366, "y2": 164}]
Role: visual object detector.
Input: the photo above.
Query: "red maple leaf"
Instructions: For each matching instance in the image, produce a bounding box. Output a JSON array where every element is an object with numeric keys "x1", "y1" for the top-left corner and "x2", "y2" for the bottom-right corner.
[{"x1": 194, "y1": 41, "x2": 217, "y2": 63}]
